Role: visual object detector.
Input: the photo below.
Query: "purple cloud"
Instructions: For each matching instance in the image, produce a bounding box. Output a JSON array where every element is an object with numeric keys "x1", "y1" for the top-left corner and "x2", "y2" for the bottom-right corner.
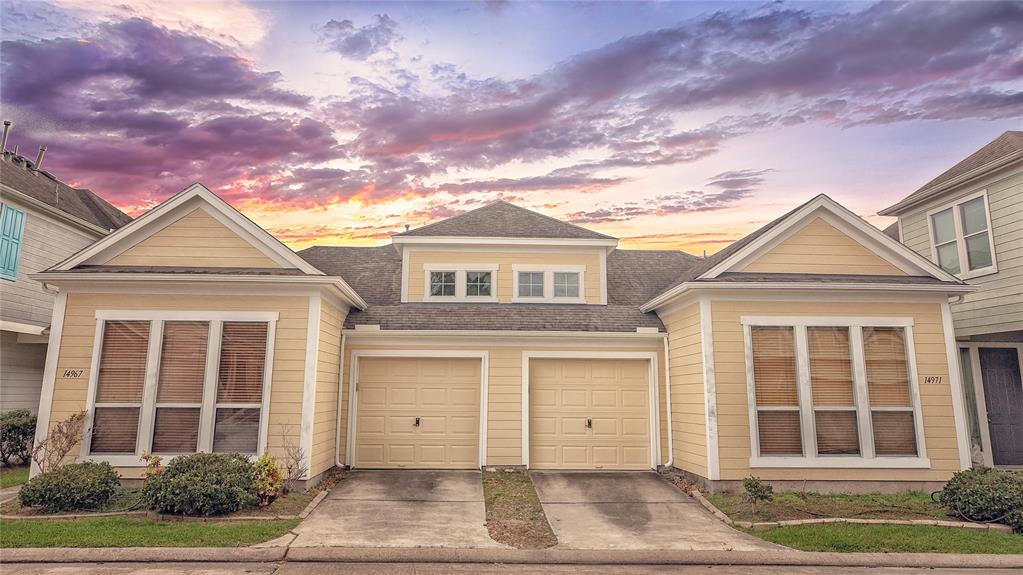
[{"x1": 319, "y1": 15, "x2": 400, "y2": 60}]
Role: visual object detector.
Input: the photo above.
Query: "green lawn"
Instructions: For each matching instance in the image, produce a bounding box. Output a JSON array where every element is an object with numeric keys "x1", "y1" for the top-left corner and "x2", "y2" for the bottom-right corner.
[
  {"x1": 709, "y1": 490, "x2": 949, "y2": 522},
  {"x1": 0, "y1": 516, "x2": 300, "y2": 547},
  {"x1": 0, "y1": 466, "x2": 29, "y2": 489},
  {"x1": 1, "y1": 488, "x2": 143, "y2": 516},
  {"x1": 753, "y1": 523, "x2": 1023, "y2": 554}
]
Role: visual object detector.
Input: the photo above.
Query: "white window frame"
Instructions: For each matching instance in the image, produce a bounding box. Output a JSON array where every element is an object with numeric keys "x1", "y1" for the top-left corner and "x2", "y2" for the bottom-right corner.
[
  {"x1": 925, "y1": 190, "x2": 997, "y2": 280},
  {"x1": 422, "y1": 264, "x2": 499, "y2": 303},
  {"x1": 81, "y1": 310, "x2": 277, "y2": 466},
  {"x1": 742, "y1": 316, "x2": 929, "y2": 469},
  {"x1": 511, "y1": 264, "x2": 586, "y2": 304}
]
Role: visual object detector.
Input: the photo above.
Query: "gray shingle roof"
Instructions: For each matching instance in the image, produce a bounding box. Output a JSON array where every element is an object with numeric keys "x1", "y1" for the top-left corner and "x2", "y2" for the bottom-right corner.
[
  {"x1": 700, "y1": 272, "x2": 953, "y2": 285},
  {"x1": 1, "y1": 152, "x2": 132, "y2": 231},
  {"x1": 344, "y1": 303, "x2": 664, "y2": 332},
  {"x1": 395, "y1": 201, "x2": 615, "y2": 240},
  {"x1": 298, "y1": 245, "x2": 401, "y2": 305},
  {"x1": 881, "y1": 131, "x2": 1023, "y2": 215},
  {"x1": 882, "y1": 222, "x2": 900, "y2": 241}
]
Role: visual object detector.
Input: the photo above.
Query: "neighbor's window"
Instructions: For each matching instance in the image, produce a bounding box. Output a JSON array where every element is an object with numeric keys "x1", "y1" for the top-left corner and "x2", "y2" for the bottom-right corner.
[
  {"x1": 518, "y1": 272, "x2": 545, "y2": 298},
  {"x1": 553, "y1": 272, "x2": 580, "y2": 298},
  {"x1": 466, "y1": 271, "x2": 492, "y2": 297},
  {"x1": 0, "y1": 203, "x2": 26, "y2": 281},
  {"x1": 429, "y1": 271, "x2": 456, "y2": 297},
  {"x1": 751, "y1": 326, "x2": 802, "y2": 456},
  {"x1": 929, "y1": 193, "x2": 995, "y2": 276},
  {"x1": 88, "y1": 317, "x2": 271, "y2": 458}
]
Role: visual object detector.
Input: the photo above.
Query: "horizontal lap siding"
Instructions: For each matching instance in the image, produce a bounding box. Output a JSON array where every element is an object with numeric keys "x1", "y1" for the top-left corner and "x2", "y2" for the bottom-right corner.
[
  {"x1": 711, "y1": 300, "x2": 962, "y2": 482},
  {"x1": 106, "y1": 208, "x2": 282, "y2": 268},
  {"x1": 660, "y1": 304, "x2": 707, "y2": 477},
  {"x1": 0, "y1": 332, "x2": 47, "y2": 413},
  {"x1": 407, "y1": 250, "x2": 603, "y2": 304},
  {"x1": 741, "y1": 218, "x2": 907, "y2": 276},
  {"x1": 309, "y1": 301, "x2": 345, "y2": 478},
  {"x1": 338, "y1": 340, "x2": 666, "y2": 468},
  {"x1": 50, "y1": 293, "x2": 309, "y2": 478}
]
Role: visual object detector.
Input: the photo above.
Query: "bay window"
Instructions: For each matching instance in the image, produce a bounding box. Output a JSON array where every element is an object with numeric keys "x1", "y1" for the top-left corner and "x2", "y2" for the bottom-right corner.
[
  {"x1": 745, "y1": 317, "x2": 926, "y2": 467},
  {"x1": 927, "y1": 191, "x2": 996, "y2": 278},
  {"x1": 84, "y1": 312, "x2": 276, "y2": 463}
]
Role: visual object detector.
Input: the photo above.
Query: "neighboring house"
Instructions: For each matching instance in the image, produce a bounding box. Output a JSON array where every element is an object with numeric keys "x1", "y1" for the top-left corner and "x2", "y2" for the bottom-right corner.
[
  {"x1": 880, "y1": 131, "x2": 1023, "y2": 468},
  {"x1": 0, "y1": 131, "x2": 131, "y2": 413},
  {"x1": 31, "y1": 184, "x2": 974, "y2": 492}
]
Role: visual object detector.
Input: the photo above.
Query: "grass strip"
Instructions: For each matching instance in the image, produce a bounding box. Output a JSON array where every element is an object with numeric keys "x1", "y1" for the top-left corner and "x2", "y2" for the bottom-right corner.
[
  {"x1": 709, "y1": 490, "x2": 950, "y2": 523},
  {"x1": 752, "y1": 523, "x2": 1023, "y2": 554},
  {"x1": 482, "y1": 470, "x2": 557, "y2": 549},
  {"x1": 0, "y1": 466, "x2": 29, "y2": 489},
  {"x1": 0, "y1": 516, "x2": 300, "y2": 548}
]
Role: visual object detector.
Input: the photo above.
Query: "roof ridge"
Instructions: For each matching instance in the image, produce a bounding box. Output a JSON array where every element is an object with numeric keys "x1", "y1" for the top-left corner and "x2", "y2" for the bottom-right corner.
[{"x1": 395, "y1": 200, "x2": 616, "y2": 240}]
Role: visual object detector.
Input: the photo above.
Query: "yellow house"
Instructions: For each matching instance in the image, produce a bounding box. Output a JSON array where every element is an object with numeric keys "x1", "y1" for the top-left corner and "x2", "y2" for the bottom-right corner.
[{"x1": 31, "y1": 185, "x2": 975, "y2": 491}]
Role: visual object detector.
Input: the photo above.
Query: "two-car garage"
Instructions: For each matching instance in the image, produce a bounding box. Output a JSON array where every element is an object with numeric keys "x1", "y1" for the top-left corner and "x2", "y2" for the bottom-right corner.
[{"x1": 346, "y1": 352, "x2": 658, "y2": 471}]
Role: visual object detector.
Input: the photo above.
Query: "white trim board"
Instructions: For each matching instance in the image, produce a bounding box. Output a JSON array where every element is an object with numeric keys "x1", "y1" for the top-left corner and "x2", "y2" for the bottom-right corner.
[
  {"x1": 699, "y1": 299, "x2": 720, "y2": 480},
  {"x1": 520, "y1": 350, "x2": 661, "y2": 471},
  {"x1": 30, "y1": 291, "x2": 68, "y2": 478},
  {"x1": 344, "y1": 350, "x2": 489, "y2": 470},
  {"x1": 299, "y1": 295, "x2": 321, "y2": 479}
]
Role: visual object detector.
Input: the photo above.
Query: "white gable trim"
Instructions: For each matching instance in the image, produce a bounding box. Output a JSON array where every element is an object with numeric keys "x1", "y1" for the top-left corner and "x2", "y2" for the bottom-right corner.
[
  {"x1": 49, "y1": 183, "x2": 324, "y2": 275},
  {"x1": 700, "y1": 195, "x2": 960, "y2": 282}
]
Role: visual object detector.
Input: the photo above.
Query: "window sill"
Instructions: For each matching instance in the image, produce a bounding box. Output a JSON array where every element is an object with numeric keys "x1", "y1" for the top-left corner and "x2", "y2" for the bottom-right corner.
[
  {"x1": 511, "y1": 297, "x2": 587, "y2": 304},
  {"x1": 954, "y1": 267, "x2": 998, "y2": 281},
  {"x1": 84, "y1": 453, "x2": 260, "y2": 466},
  {"x1": 750, "y1": 456, "x2": 931, "y2": 469},
  {"x1": 421, "y1": 296, "x2": 499, "y2": 303}
]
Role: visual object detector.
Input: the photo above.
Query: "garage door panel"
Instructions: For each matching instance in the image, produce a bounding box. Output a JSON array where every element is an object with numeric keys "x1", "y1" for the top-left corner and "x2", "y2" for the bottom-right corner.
[
  {"x1": 355, "y1": 357, "x2": 481, "y2": 469},
  {"x1": 529, "y1": 358, "x2": 651, "y2": 470}
]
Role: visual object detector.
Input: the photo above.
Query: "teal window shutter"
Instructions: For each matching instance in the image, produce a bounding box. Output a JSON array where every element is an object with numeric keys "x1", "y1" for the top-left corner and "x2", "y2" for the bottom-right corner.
[{"x1": 0, "y1": 203, "x2": 26, "y2": 281}]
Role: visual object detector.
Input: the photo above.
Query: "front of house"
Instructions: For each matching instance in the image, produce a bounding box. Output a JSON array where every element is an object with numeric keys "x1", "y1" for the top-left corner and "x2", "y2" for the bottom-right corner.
[{"x1": 31, "y1": 184, "x2": 975, "y2": 491}]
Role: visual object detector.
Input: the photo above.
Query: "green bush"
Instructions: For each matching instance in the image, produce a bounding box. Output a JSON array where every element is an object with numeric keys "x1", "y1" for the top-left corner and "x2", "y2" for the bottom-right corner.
[
  {"x1": 940, "y1": 467, "x2": 1023, "y2": 533},
  {"x1": 742, "y1": 475, "x2": 774, "y2": 513},
  {"x1": 0, "y1": 409, "x2": 37, "y2": 465},
  {"x1": 142, "y1": 453, "x2": 258, "y2": 516},
  {"x1": 18, "y1": 461, "x2": 119, "y2": 512}
]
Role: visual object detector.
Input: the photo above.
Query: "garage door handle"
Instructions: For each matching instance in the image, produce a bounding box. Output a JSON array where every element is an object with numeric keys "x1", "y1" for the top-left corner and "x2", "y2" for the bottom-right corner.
[
  {"x1": 586, "y1": 418, "x2": 592, "y2": 429},
  {"x1": 415, "y1": 417, "x2": 421, "y2": 427}
]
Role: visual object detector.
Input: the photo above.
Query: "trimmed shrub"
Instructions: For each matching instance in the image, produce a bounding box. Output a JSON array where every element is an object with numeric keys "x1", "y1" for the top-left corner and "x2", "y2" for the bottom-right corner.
[
  {"x1": 940, "y1": 467, "x2": 1023, "y2": 533},
  {"x1": 254, "y1": 453, "x2": 284, "y2": 506},
  {"x1": 742, "y1": 475, "x2": 774, "y2": 513},
  {"x1": 0, "y1": 409, "x2": 37, "y2": 465},
  {"x1": 18, "y1": 461, "x2": 119, "y2": 512},
  {"x1": 143, "y1": 453, "x2": 258, "y2": 516}
]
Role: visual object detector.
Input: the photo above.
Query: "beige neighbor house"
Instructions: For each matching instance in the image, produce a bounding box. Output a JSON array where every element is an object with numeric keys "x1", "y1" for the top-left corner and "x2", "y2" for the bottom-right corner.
[
  {"x1": 880, "y1": 131, "x2": 1023, "y2": 469},
  {"x1": 31, "y1": 183, "x2": 976, "y2": 491}
]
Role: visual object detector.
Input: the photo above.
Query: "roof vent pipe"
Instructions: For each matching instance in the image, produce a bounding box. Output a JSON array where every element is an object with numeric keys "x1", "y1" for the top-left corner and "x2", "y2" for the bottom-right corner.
[
  {"x1": 34, "y1": 145, "x2": 47, "y2": 171},
  {"x1": 404, "y1": 224, "x2": 410, "y2": 232},
  {"x1": 1, "y1": 121, "x2": 10, "y2": 153}
]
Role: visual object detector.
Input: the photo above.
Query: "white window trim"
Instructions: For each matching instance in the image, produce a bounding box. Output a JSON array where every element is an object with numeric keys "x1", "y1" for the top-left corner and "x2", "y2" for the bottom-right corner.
[
  {"x1": 422, "y1": 263, "x2": 499, "y2": 302},
  {"x1": 741, "y1": 316, "x2": 929, "y2": 469},
  {"x1": 81, "y1": 310, "x2": 277, "y2": 466},
  {"x1": 925, "y1": 189, "x2": 998, "y2": 280},
  {"x1": 511, "y1": 264, "x2": 586, "y2": 304}
]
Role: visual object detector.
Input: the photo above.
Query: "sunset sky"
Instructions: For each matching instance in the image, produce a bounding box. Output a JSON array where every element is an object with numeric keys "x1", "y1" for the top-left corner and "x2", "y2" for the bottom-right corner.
[{"x1": 1, "y1": 1, "x2": 1020, "y2": 253}]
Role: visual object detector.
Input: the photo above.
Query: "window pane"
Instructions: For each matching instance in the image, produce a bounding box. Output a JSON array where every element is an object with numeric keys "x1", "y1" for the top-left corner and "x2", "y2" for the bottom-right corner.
[
  {"x1": 751, "y1": 326, "x2": 799, "y2": 406},
  {"x1": 466, "y1": 271, "x2": 492, "y2": 297},
  {"x1": 959, "y1": 197, "x2": 988, "y2": 235},
  {"x1": 429, "y1": 271, "x2": 456, "y2": 296},
  {"x1": 815, "y1": 411, "x2": 860, "y2": 455},
  {"x1": 808, "y1": 327, "x2": 854, "y2": 406},
  {"x1": 872, "y1": 411, "x2": 917, "y2": 456},
  {"x1": 157, "y1": 321, "x2": 208, "y2": 403},
  {"x1": 553, "y1": 272, "x2": 580, "y2": 298},
  {"x1": 213, "y1": 408, "x2": 259, "y2": 453},
  {"x1": 96, "y1": 320, "x2": 150, "y2": 403},
  {"x1": 757, "y1": 410, "x2": 802, "y2": 456},
  {"x1": 151, "y1": 407, "x2": 200, "y2": 453},
  {"x1": 935, "y1": 242, "x2": 961, "y2": 274},
  {"x1": 518, "y1": 271, "x2": 544, "y2": 297},
  {"x1": 217, "y1": 322, "x2": 268, "y2": 403},
  {"x1": 931, "y1": 208, "x2": 956, "y2": 244},
  {"x1": 965, "y1": 232, "x2": 992, "y2": 270},
  {"x1": 863, "y1": 327, "x2": 911, "y2": 407},
  {"x1": 90, "y1": 407, "x2": 139, "y2": 454}
]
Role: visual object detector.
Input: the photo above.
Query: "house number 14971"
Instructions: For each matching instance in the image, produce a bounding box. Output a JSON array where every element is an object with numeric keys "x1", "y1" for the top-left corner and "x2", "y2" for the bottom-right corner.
[{"x1": 923, "y1": 376, "x2": 943, "y2": 384}]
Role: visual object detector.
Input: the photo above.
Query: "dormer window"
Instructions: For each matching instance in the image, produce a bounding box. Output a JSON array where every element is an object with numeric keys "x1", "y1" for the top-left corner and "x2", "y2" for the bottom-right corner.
[
  {"x1": 512, "y1": 266, "x2": 586, "y2": 303},
  {"x1": 429, "y1": 271, "x2": 456, "y2": 297},
  {"x1": 466, "y1": 271, "x2": 492, "y2": 297},
  {"x1": 423, "y1": 264, "x2": 499, "y2": 302},
  {"x1": 518, "y1": 272, "x2": 545, "y2": 298},
  {"x1": 553, "y1": 272, "x2": 580, "y2": 298}
]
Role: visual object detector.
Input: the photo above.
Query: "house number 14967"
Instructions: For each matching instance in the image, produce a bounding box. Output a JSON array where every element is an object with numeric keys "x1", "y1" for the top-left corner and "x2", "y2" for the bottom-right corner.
[{"x1": 62, "y1": 369, "x2": 84, "y2": 378}]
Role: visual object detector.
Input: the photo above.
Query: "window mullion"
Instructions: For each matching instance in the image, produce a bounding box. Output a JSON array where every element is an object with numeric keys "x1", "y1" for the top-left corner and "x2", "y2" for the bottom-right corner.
[
  {"x1": 849, "y1": 325, "x2": 875, "y2": 458},
  {"x1": 199, "y1": 320, "x2": 223, "y2": 452},
  {"x1": 456, "y1": 270, "x2": 466, "y2": 299},
  {"x1": 544, "y1": 271, "x2": 553, "y2": 301},
  {"x1": 793, "y1": 326, "x2": 815, "y2": 458},
  {"x1": 952, "y1": 201, "x2": 969, "y2": 274},
  {"x1": 137, "y1": 320, "x2": 164, "y2": 455}
]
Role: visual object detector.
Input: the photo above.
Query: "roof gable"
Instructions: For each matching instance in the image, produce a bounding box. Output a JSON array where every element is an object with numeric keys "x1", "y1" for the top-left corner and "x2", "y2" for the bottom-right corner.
[
  {"x1": 49, "y1": 183, "x2": 323, "y2": 274},
  {"x1": 394, "y1": 201, "x2": 615, "y2": 240}
]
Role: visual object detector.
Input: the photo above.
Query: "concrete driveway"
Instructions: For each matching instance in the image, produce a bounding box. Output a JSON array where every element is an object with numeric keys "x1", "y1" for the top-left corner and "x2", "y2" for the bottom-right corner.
[
  {"x1": 530, "y1": 471, "x2": 776, "y2": 551},
  {"x1": 291, "y1": 470, "x2": 502, "y2": 548}
]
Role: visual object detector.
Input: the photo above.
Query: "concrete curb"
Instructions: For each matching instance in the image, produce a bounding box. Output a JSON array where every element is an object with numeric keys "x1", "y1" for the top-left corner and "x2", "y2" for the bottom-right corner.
[
  {"x1": 299, "y1": 489, "x2": 329, "y2": 519},
  {"x1": 687, "y1": 488, "x2": 1014, "y2": 533},
  {"x1": 4, "y1": 547, "x2": 1020, "y2": 568},
  {"x1": 0, "y1": 510, "x2": 148, "y2": 521}
]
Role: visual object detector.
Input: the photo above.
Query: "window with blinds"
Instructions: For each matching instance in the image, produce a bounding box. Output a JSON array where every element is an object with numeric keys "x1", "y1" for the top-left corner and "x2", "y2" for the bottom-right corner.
[
  {"x1": 808, "y1": 327, "x2": 859, "y2": 456},
  {"x1": 863, "y1": 327, "x2": 917, "y2": 456},
  {"x1": 88, "y1": 316, "x2": 271, "y2": 458},
  {"x1": 751, "y1": 326, "x2": 802, "y2": 456}
]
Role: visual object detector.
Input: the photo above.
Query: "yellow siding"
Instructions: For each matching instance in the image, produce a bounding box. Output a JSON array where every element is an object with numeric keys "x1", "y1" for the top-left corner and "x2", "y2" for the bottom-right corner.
[
  {"x1": 338, "y1": 340, "x2": 667, "y2": 467},
  {"x1": 309, "y1": 300, "x2": 346, "y2": 478},
  {"x1": 711, "y1": 300, "x2": 962, "y2": 482},
  {"x1": 660, "y1": 304, "x2": 707, "y2": 477},
  {"x1": 740, "y1": 218, "x2": 906, "y2": 276},
  {"x1": 48, "y1": 292, "x2": 308, "y2": 479},
  {"x1": 407, "y1": 250, "x2": 603, "y2": 304},
  {"x1": 107, "y1": 208, "x2": 282, "y2": 268}
]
